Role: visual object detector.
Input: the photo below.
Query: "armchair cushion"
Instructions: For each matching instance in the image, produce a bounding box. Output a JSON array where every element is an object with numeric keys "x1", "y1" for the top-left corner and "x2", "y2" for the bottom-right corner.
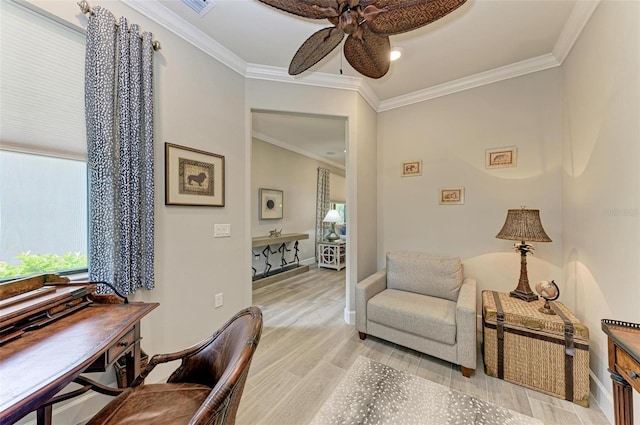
[
  {"x1": 387, "y1": 252, "x2": 463, "y2": 301},
  {"x1": 368, "y1": 289, "x2": 457, "y2": 345}
]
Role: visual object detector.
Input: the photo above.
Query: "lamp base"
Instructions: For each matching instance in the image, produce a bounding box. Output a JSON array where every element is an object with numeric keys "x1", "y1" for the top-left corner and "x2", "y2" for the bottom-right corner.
[
  {"x1": 326, "y1": 232, "x2": 340, "y2": 242},
  {"x1": 510, "y1": 289, "x2": 539, "y2": 302}
]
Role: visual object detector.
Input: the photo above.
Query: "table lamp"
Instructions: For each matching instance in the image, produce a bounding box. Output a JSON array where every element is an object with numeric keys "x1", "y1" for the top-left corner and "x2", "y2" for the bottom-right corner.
[
  {"x1": 496, "y1": 208, "x2": 552, "y2": 302},
  {"x1": 323, "y1": 209, "x2": 341, "y2": 242}
]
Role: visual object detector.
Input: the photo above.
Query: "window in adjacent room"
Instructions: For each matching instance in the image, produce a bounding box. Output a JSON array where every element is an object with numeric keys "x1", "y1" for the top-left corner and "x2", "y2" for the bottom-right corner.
[{"x1": 331, "y1": 203, "x2": 346, "y2": 225}]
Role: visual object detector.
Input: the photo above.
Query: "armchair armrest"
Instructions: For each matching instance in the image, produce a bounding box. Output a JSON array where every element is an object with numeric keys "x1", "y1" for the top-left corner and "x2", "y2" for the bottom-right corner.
[
  {"x1": 456, "y1": 277, "x2": 477, "y2": 370},
  {"x1": 355, "y1": 269, "x2": 387, "y2": 333},
  {"x1": 131, "y1": 337, "x2": 214, "y2": 386}
]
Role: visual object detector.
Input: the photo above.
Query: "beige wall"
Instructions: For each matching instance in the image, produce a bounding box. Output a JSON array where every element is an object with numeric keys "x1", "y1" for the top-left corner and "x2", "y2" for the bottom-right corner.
[
  {"x1": 251, "y1": 137, "x2": 344, "y2": 265},
  {"x1": 562, "y1": 1, "x2": 640, "y2": 420},
  {"x1": 378, "y1": 69, "x2": 563, "y2": 312},
  {"x1": 353, "y1": 95, "x2": 378, "y2": 313}
]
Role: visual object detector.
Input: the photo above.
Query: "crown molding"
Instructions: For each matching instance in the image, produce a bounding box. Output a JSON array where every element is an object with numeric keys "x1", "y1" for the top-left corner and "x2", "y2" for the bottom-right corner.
[
  {"x1": 252, "y1": 131, "x2": 346, "y2": 170},
  {"x1": 245, "y1": 64, "x2": 380, "y2": 111},
  {"x1": 378, "y1": 54, "x2": 560, "y2": 112},
  {"x1": 122, "y1": 0, "x2": 598, "y2": 113},
  {"x1": 552, "y1": 0, "x2": 600, "y2": 63},
  {"x1": 121, "y1": 0, "x2": 246, "y2": 76}
]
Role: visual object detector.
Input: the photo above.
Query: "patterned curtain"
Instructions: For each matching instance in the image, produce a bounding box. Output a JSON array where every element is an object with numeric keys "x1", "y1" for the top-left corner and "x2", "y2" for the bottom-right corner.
[
  {"x1": 85, "y1": 7, "x2": 155, "y2": 295},
  {"x1": 315, "y1": 168, "x2": 331, "y2": 257}
]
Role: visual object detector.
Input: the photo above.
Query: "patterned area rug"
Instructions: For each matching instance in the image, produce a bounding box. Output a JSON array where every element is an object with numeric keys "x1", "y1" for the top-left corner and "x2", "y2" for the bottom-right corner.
[{"x1": 309, "y1": 356, "x2": 542, "y2": 425}]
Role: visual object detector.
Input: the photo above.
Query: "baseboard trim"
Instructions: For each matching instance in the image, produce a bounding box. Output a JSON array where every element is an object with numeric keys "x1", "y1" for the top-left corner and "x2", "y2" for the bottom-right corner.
[
  {"x1": 344, "y1": 308, "x2": 355, "y2": 325},
  {"x1": 300, "y1": 257, "x2": 316, "y2": 266}
]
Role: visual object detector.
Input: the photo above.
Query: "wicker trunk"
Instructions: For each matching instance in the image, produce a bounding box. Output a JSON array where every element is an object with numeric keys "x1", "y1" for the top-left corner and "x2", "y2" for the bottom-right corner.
[{"x1": 482, "y1": 290, "x2": 590, "y2": 406}]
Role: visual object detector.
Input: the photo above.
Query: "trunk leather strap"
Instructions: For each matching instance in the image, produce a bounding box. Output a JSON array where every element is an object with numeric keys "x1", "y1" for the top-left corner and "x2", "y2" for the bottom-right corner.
[
  {"x1": 551, "y1": 301, "x2": 575, "y2": 402},
  {"x1": 492, "y1": 291, "x2": 505, "y2": 379}
]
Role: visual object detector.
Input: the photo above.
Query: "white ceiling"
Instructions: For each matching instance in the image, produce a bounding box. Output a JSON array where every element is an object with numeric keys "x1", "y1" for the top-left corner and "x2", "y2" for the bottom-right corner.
[{"x1": 128, "y1": 0, "x2": 597, "y2": 167}]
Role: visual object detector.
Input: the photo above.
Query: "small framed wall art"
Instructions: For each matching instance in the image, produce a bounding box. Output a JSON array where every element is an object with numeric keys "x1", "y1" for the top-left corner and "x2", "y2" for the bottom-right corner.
[
  {"x1": 439, "y1": 187, "x2": 465, "y2": 205},
  {"x1": 165, "y1": 143, "x2": 225, "y2": 206},
  {"x1": 401, "y1": 160, "x2": 422, "y2": 177},
  {"x1": 486, "y1": 146, "x2": 517, "y2": 169},
  {"x1": 259, "y1": 188, "x2": 283, "y2": 220}
]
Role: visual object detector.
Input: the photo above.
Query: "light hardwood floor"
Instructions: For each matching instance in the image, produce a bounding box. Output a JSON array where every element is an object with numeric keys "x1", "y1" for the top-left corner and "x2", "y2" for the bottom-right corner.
[{"x1": 237, "y1": 267, "x2": 611, "y2": 425}]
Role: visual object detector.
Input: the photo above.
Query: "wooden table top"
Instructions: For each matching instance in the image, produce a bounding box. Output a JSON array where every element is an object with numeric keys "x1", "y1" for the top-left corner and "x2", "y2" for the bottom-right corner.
[
  {"x1": 0, "y1": 302, "x2": 158, "y2": 424},
  {"x1": 602, "y1": 319, "x2": 640, "y2": 364},
  {"x1": 252, "y1": 233, "x2": 309, "y2": 248}
]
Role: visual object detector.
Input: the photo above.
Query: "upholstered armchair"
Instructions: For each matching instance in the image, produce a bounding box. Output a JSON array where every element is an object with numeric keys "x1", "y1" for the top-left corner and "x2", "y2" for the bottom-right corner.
[{"x1": 356, "y1": 252, "x2": 477, "y2": 377}]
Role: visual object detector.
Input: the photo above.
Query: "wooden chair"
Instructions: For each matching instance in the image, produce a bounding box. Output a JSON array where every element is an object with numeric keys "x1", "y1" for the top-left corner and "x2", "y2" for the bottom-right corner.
[{"x1": 87, "y1": 306, "x2": 263, "y2": 425}]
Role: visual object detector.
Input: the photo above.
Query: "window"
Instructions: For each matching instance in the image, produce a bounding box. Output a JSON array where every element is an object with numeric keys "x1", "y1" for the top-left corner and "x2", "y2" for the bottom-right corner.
[
  {"x1": 331, "y1": 203, "x2": 346, "y2": 225},
  {"x1": 0, "y1": 1, "x2": 87, "y2": 280},
  {"x1": 0, "y1": 151, "x2": 88, "y2": 280}
]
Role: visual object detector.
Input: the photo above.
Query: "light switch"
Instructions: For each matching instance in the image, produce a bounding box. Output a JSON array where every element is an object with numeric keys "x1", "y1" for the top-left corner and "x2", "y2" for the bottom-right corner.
[{"x1": 214, "y1": 224, "x2": 231, "y2": 238}]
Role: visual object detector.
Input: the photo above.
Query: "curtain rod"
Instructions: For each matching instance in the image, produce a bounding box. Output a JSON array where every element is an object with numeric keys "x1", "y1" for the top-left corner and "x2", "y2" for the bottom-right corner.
[{"x1": 77, "y1": 0, "x2": 161, "y2": 51}]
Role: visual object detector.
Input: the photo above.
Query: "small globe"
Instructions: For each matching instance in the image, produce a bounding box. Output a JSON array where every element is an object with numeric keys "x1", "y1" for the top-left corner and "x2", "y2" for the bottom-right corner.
[{"x1": 535, "y1": 280, "x2": 559, "y2": 301}]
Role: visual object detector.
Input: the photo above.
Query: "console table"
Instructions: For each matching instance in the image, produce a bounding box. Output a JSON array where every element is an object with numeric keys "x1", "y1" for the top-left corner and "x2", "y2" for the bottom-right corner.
[
  {"x1": 252, "y1": 233, "x2": 309, "y2": 288},
  {"x1": 318, "y1": 241, "x2": 346, "y2": 271},
  {"x1": 602, "y1": 319, "x2": 640, "y2": 425}
]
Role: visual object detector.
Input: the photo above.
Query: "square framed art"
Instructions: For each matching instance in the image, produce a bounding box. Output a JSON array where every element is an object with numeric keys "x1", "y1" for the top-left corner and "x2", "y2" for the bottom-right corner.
[
  {"x1": 165, "y1": 143, "x2": 225, "y2": 206},
  {"x1": 259, "y1": 188, "x2": 283, "y2": 220}
]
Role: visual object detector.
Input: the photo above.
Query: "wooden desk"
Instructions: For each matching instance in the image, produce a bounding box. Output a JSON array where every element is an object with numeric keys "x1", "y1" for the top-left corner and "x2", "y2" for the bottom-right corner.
[
  {"x1": 0, "y1": 302, "x2": 158, "y2": 425},
  {"x1": 602, "y1": 319, "x2": 640, "y2": 425}
]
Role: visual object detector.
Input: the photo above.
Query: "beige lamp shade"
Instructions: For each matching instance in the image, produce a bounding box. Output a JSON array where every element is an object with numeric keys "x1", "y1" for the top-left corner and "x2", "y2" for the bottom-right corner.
[{"x1": 496, "y1": 208, "x2": 551, "y2": 243}]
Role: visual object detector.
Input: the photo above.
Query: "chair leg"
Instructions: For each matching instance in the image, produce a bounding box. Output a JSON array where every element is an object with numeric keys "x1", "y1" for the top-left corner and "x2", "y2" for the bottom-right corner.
[
  {"x1": 460, "y1": 366, "x2": 472, "y2": 378},
  {"x1": 358, "y1": 332, "x2": 366, "y2": 340}
]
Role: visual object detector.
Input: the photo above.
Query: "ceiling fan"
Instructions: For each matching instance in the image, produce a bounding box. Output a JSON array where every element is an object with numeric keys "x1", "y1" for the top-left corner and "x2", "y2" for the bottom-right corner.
[{"x1": 257, "y1": 0, "x2": 468, "y2": 79}]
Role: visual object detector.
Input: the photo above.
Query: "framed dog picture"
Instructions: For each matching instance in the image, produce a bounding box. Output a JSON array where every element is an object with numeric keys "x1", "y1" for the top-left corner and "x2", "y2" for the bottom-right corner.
[{"x1": 165, "y1": 143, "x2": 225, "y2": 206}]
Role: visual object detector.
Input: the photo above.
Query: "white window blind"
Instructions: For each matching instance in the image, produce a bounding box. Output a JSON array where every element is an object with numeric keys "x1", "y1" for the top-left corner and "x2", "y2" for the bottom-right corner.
[{"x1": 0, "y1": 0, "x2": 86, "y2": 159}]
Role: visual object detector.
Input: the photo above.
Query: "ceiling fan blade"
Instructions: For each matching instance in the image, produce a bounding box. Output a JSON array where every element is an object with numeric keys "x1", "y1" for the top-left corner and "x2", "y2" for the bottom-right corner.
[
  {"x1": 343, "y1": 26, "x2": 390, "y2": 79},
  {"x1": 289, "y1": 27, "x2": 345, "y2": 75},
  {"x1": 365, "y1": 0, "x2": 467, "y2": 35},
  {"x1": 257, "y1": 0, "x2": 340, "y2": 19}
]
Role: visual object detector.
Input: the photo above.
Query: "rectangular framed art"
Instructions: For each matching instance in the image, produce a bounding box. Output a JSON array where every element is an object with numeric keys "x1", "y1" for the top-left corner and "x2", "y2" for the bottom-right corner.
[
  {"x1": 486, "y1": 146, "x2": 517, "y2": 169},
  {"x1": 259, "y1": 188, "x2": 283, "y2": 220},
  {"x1": 165, "y1": 143, "x2": 225, "y2": 206},
  {"x1": 439, "y1": 187, "x2": 465, "y2": 205},
  {"x1": 401, "y1": 160, "x2": 422, "y2": 177}
]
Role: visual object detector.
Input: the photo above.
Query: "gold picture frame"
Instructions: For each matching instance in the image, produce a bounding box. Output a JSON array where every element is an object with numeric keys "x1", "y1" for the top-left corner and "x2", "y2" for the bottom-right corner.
[
  {"x1": 486, "y1": 146, "x2": 517, "y2": 169},
  {"x1": 439, "y1": 187, "x2": 465, "y2": 205},
  {"x1": 165, "y1": 143, "x2": 225, "y2": 206},
  {"x1": 401, "y1": 160, "x2": 422, "y2": 177}
]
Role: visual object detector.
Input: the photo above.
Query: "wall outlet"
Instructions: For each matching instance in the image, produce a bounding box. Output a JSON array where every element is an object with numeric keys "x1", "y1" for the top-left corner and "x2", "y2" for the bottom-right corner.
[
  {"x1": 214, "y1": 293, "x2": 223, "y2": 308},
  {"x1": 214, "y1": 224, "x2": 231, "y2": 238}
]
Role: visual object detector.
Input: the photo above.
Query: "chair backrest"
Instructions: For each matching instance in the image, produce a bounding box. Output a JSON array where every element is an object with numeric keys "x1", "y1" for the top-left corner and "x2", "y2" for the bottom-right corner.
[
  {"x1": 386, "y1": 251, "x2": 463, "y2": 301},
  {"x1": 167, "y1": 306, "x2": 263, "y2": 425}
]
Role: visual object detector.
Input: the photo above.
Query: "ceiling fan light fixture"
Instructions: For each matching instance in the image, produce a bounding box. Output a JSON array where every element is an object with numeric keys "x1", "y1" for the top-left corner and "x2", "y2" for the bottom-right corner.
[{"x1": 390, "y1": 47, "x2": 404, "y2": 62}]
